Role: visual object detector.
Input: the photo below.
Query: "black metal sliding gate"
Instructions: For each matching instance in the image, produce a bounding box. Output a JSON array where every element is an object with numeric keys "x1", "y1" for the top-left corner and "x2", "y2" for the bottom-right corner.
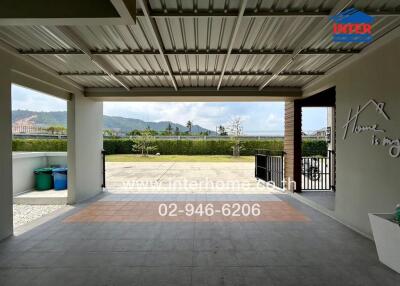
[
  {"x1": 255, "y1": 150, "x2": 285, "y2": 188},
  {"x1": 301, "y1": 150, "x2": 334, "y2": 191},
  {"x1": 101, "y1": 150, "x2": 106, "y2": 188}
]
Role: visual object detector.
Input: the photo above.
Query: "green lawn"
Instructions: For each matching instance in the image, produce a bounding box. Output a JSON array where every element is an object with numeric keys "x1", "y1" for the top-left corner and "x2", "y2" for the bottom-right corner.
[{"x1": 106, "y1": 154, "x2": 255, "y2": 162}]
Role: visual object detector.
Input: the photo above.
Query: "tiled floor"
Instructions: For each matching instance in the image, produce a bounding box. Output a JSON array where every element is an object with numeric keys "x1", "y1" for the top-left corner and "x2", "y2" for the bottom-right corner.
[
  {"x1": 300, "y1": 191, "x2": 336, "y2": 210},
  {"x1": 1, "y1": 193, "x2": 399, "y2": 286}
]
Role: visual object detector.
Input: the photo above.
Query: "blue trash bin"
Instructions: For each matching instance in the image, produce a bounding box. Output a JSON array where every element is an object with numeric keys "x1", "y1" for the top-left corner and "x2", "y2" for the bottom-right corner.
[{"x1": 53, "y1": 168, "x2": 68, "y2": 190}]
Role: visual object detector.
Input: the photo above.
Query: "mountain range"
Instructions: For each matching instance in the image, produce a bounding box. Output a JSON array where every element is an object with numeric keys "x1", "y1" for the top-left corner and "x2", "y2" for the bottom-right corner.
[{"x1": 12, "y1": 110, "x2": 215, "y2": 134}]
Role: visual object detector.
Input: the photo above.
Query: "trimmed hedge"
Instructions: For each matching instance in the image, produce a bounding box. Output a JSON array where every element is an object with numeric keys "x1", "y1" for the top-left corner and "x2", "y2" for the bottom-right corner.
[
  {"x1": 13, "y1": 139, "x2": 67, "y2": 152},
  {"x1": 12, "y1": 139, "x2": 327, "y2": 156},
  {"x1": 302, "y1": 140, "x2": 328, "y2": 156},
  {"x1": 103, "y1": 139, "x2": 284, "y2": 156}
]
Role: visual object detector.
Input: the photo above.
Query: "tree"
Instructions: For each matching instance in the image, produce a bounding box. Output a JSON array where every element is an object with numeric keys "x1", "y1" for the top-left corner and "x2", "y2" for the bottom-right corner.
[
  {"x1": 127, "y1": 129, "x2": 142, "y2": 136},
  {"x1": 128, "y1": 128, "x2": 158, "y2": 136},
  {"x1": 218, "y1": 125, "x2": 228, "y2": 136},
  {"x1": 174, "y1": 127, "x2": 180, "y2": 135},
  {"x1": 103, "y1": 129, "x2": 116, "y2": 137},
  {"x1": 227, "y1": 117, "x2": 244, "y2": 157},
  {"x1": 165, "y1": 123, "x2": 173, "y2": 135},
  {"x1": 132, "y1": 129, "x2": 157, "y2": 156},
  {"x1": 46, "y1": 125, "x2": 66, "y2": 135},
  {"x1": 186, "y1": 120, "x2": 193, "y2": 134},
  {"x1": 145, "y1": 125, "x2": 159, "y2": 135},
  {"x1": 147, "y1": 129, "x2": 159, "y2": 136}
]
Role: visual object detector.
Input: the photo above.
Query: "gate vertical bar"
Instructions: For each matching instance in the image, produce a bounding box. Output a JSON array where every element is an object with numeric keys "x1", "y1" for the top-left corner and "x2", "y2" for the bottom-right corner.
[{"x1": 101, "y1": 149, "x2": 106, "y2": 188}]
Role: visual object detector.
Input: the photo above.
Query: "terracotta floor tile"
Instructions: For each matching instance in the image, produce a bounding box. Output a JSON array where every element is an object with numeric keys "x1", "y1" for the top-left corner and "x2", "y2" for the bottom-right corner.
[{"x1": 63, "y1": 200, "x2": 309, "y2": 223}]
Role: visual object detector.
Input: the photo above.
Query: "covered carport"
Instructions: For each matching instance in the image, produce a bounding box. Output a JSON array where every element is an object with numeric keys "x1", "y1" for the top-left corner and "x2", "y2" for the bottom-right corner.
[{"x1": 1, "y1": 0, "x2": 400, "y2": 284}]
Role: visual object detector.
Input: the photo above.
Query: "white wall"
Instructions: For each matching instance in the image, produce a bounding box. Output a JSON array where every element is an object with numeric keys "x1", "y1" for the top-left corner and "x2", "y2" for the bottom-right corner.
[
  {"x1": 304, "y1": 36, "x2": 400, "y2": 236},
  {"x1": 47, "y1": 153, "x2": 68, "y2": 167},
  {"x1": 12, "y1": 152, "x2": 67, "y2": 195}
]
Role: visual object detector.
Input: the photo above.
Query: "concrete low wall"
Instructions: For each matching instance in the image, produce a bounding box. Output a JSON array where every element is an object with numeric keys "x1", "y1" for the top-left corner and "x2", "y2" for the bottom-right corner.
[{"x1": 12, "y1": 152, "x2": 67, "y2": 195}]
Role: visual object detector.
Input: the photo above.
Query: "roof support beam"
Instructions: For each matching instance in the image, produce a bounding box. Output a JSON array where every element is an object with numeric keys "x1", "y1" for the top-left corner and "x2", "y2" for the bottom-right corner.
[
  {"x1": 138, "y1": 0, "x2": 178, "y2": 91},
  {"x1": 56, "y1": 26, "x2": 130, "y2": 90},
  {"x1": 18, "y1": 49, "x2": 361, "y2": 56},
  {"x1": 84, "y1": 87, "x2": 302, "y2": 102},
  {"x1": 59, "y1": 71, "x2": 324, "y2": 77},
  {"x1": 258, "y1": 0, "x2": 355, "y2": 90},
  {"x1": 0, "y1": 39, "x2": 82, "y2": 93},
  {"x1": 145, "y1": 10, "x2": 400, "y2": 18},
  {"x1": 217, "y1": 0, "x2": 247, "y2": 90},
  {"x1": 0, "y1": 0, "x2": 124, "y2": 26},
  {"x1": 110, "y1": 0, "x2": 136, "y2": 24},
  {"x1": 1, "y1": 6, "x2": 399, "y2": 26}
]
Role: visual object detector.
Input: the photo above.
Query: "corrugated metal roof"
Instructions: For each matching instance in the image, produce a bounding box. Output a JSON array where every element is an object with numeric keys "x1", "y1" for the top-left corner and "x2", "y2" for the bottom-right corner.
[
  {"x1": 0, "y1": 26, "x2": 76, "y2": 50},
  {"x1": 73, "y1": 21, "x2": 157, "y2": 51},
  {"x1": 286, "y1": 54, "x2": 350, "y2": 72},
  {"x1": 0, "y1": 0, "x2": 399, "y2": 89},
  {"x1": 31, "y1": 54, "x2": 102, "y2": 73},
  {"x1": 66, "y1": 75, "x2": 121, "y2": 88},
  {"x1": 103, "y1": 54, "x2": 168, "y2": 73},
  {"x1": 269, "y1": 74, "x2": 318, "y2": 87}
]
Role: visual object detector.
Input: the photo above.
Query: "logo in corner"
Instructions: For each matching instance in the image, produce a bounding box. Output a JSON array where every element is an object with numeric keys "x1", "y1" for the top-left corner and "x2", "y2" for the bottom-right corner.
[{"x1": 330, "y1": 8, "x2": 374, "y2": 43}]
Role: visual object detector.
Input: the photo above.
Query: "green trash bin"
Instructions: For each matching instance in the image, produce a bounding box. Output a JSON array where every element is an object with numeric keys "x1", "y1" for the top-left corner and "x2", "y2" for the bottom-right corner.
[{"x1": 34, "y1": 168, "x2": 53, "y2": 191}]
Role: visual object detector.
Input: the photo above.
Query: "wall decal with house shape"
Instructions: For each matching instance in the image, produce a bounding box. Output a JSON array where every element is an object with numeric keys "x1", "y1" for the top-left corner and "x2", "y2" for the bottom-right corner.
[{"x1": 343, "y1": 99, "x2": 399, "y2": 158}]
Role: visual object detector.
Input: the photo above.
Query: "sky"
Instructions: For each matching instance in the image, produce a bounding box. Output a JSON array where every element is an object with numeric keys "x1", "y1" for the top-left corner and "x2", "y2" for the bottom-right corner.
[{"x1": 12, "y1": 84, "x2": 327, "y2": 135}]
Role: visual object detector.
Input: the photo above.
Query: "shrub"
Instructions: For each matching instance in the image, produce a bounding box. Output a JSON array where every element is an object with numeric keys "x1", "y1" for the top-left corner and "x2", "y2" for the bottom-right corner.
[
  {"x1": 132, "y1": 131, "x2": 158, "y2": 156},
  {"x1": 103, "y1": 139, "x2": 284, "y2": 156},
  {"x1": 103, "y1": 139, "x2": 133, "y2": 154},
  {"x1": 302, "y1": 140, "x2": 328, "y2": 156},
  {"x1": 12, "y1": 139, "x2": 327, "y2": 157},
  {"x1": 12, "y1": 139, "x2": 67, "y2": 152}
]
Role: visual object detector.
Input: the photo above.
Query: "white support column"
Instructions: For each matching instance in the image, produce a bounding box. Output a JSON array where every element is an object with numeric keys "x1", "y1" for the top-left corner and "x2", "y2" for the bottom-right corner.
[
  {"x1": 0, "y1": 63, "x2": 13, "y2": 240},
  {"x1": 67, "y1": 93, "x2": 103, "y2": 204}
]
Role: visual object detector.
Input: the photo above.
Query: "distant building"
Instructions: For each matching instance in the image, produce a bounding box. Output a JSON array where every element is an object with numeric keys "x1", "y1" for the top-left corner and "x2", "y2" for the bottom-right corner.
[
  {"x1": 12, "y1": 124, "x2": 44, "y2": 134},
  {"x1": 301, "y1": 128, "x2": 329, "y2": 141},
  {"x1": 312, "y1": 128, "x2": 327, "y2": 138},
  {"x1": 12, "y1": 115, "x2": 68, "y2": 135},
  {"x1": 12, "y1": 115, "x2": 45, "y2": 134}
]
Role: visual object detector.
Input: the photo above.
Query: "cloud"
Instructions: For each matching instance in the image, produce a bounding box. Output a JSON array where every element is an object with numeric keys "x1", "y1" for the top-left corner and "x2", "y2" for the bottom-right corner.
[
  {"x1": 266, "y1": 114, "x2": 283, "y2": 128},
  {"x1": 104, "y1": 102, "x2": 287, "y2": 134},
  {"x1": 104, "y1": 102, "x2": 229, "y2": 130},
  {"x1": 12, "y1": 84, "x2": 328, "y2": 135},
  {"x1": 12, "y1": 84, "x2": 67, "y2": 111},
  {"x1": 302, "y1": 107, "x2": 328, "y2": 132}
]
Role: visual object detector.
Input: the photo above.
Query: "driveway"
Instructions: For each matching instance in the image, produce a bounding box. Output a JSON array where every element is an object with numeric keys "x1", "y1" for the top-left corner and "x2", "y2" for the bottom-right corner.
[{"x1": 106, "y1": 162, "x2": 280, "y2": 194}]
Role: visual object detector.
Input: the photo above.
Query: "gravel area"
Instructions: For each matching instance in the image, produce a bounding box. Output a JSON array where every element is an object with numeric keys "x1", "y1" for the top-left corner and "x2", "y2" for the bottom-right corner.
[{"x1": 13, "y1": 204, "x2": 65, "y2": 228}]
